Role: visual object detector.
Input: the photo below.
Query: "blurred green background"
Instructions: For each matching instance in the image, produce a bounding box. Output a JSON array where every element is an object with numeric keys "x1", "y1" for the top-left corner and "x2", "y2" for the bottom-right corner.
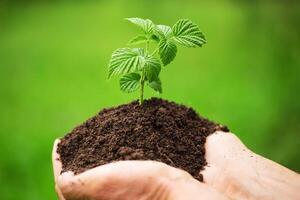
[{"x1": 0, "y1": 0, "x2": 299, "y2": 199}]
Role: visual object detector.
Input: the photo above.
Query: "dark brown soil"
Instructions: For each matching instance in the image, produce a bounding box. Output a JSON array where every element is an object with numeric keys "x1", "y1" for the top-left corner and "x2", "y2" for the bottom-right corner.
[{"x1": 57, "y1": 98, "x2": 228, "y2": 181}]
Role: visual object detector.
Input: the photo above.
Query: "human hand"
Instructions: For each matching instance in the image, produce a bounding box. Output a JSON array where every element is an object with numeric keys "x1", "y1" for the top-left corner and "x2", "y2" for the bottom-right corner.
[
  {"x1": 202, "y1": 131, "x2": 300, "y2": 200},
  {"x1": 52, "y1": 131, "x2": 300, "y2": 200},
  {"x1": 52, "y1": 139, "x2": 229, "y2": 200}
]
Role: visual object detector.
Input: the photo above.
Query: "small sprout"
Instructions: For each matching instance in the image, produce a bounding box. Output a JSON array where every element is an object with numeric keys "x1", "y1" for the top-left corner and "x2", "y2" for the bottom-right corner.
[{"x1": 108, "y1": 17, "x2": 206, "y2": 104}]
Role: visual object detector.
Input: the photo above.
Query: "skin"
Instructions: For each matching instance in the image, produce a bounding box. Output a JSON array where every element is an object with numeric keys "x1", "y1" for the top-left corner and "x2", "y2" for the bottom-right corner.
[{"x1": 52, "y1": 131, "x2": 300, "y2": 200}]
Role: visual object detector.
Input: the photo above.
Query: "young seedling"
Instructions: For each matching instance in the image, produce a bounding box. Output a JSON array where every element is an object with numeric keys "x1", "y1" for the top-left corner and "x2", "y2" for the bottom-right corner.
[{"x1": 108, "y1": 17, "x2": 206, "y2": 104}]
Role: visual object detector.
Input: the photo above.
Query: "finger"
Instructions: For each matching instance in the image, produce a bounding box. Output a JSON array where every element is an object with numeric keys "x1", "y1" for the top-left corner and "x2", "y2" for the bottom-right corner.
[
  {"x1": 201, "y1": 164, "x2": 221, "y2": 185},
  {"x1": 170, "y1": 177, "x2": 230, "y2": 200},
  {"x1": 55, "y1": 184, "x2": 66, "y2": 200},
  {"x1": 52, "y1": 139, "x2": 67, "y2": 200},
  {"x1": 52, "y1": 139, "x2": 63, "y2": 181},
  {"x1": 57, "y1": 160, "x2": 189, "y2": 199},
  {"x1": 202, "y1": 131, "x2": 251, "y2": 186},
  {"x1": 69, "y1": 160, "x2": 192, "y2": 185},
  {"x1": 205, "y1": 131, "x2": 249, "y2": 165},
  {"x1": 202, "y1": 132, "x2": 256, "y2": 199}
]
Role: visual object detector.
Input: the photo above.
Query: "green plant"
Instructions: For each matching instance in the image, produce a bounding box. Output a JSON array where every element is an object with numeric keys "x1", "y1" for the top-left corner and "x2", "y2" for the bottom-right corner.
[{"x1": 108, "y1": 17, "x2": 206, "y2": 104}]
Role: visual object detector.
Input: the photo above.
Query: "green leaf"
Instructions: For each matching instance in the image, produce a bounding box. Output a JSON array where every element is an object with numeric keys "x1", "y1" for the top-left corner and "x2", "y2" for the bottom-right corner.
[
  {"x1": 148, "y1": 78, "x2": 162, "y2": 93},
  {"x1": 172, "y1": 19, "x2": 206, "y2": 47},
  {"x1": 120, "y1": 73, "x2": 141, "y2": 93},
  {"x1": 150, "y1": 34, "x2": 160, "y2": 42},
  {"x1": 158, "y1": 39, "x2": 177, "y2": 66},
  {"x1": 108, "y1": 48, "x2": 145, "y2": 78},
  {"x1": 155, "y1": 25, "x2": 172, "y2": 38},
  {"x1": 128, "y1": 35, "x2": 148, "y2": 45},
  {"x1": 144, "y1": 55, "x2": 161, "y2": 82},
  {"x1": 126, "y1": 18, "x2": 155, "y2": 34}
]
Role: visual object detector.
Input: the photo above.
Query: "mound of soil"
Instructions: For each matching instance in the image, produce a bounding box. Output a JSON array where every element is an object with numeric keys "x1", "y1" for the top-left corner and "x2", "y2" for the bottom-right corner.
[{"x1": 57, "y1": 98, "x2": 228, "y2": 181}]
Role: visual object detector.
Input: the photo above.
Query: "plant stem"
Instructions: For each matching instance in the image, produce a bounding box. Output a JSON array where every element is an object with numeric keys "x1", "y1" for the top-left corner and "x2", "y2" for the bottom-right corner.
[
  {"x1": 150, "y1": 47, "x2": 159, "y2": 56},
  {"x1": 140, "y1": 68, "x2": 145, "y2": 104},
  {"x1": 140, "y1": 40, "x2": 149, "y2": 104}
]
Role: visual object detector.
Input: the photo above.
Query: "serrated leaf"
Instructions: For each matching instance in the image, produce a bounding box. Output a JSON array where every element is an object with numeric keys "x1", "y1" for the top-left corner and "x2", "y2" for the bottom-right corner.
[
  {"x1": 120, "y1": 73, "x2": 141, "y2": 93},
  {"x1": 108, "y1": 48, "x2": 145, "y2": 78},
  {"x1": 148, "y1": 78, "x2": 162, "y2": 93},
  {"x1": 126, "y1": 18, "x2": 155, "y2": 34},
  {"x1": 172, "y1": 19, "x2": 206, "y2": 47},
  {"x1": 128, "y1": 35, "x2": 148, "y2": 45},
  {"x1": 158, "y1": 39, "x2": 177, "y2": 66},
  {"x1": 144, "y1": 55, "x2": 161, "y2": 82},
  {"x1": 155, "y1": 25, "x2": 172, "y2": 38}
]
